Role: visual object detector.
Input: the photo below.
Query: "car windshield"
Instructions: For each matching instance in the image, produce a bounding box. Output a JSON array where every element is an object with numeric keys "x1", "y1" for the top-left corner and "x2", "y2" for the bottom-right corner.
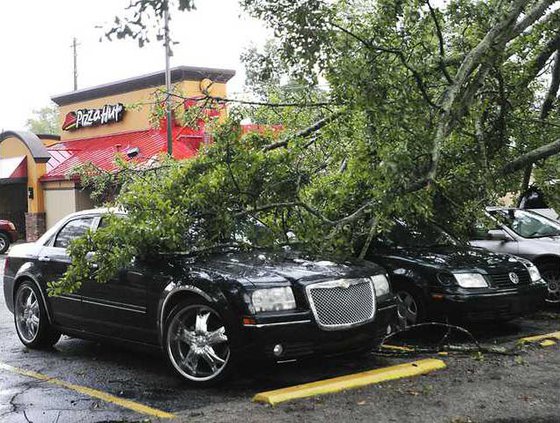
[
  {"x1": 231, "y1": 218, "x2": 276, "y2": 246},
  {"x1": 491, "y1": 209, "x2": 560, "y2": 238},
  {"x1": 382, "y1": 220, "x2": 460, "y2": 248}
]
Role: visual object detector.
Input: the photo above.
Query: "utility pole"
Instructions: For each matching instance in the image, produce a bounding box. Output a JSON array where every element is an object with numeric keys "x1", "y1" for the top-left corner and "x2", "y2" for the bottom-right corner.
[
  {"x1": 72, "y1": 37, "x2": 79, "y2": 91},
  {"x1": 164, "y1": 2, "x2": 173, "y2": 156}
]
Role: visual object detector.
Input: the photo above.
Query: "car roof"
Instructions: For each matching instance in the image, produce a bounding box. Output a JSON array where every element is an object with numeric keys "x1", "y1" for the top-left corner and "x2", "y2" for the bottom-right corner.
[
  {"x1": 62, "y1": 207, "x2": 125, "y2": 219},
  {"x1": 485, "y1": 206, "x2": 513, "y2": 211}
]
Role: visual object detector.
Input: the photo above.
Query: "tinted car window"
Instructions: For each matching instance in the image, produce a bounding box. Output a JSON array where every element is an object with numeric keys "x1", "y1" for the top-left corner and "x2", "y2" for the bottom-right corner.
[
  {"x1": 54, "y1": 217, "x2": 95, "y2": 249},
  {"x1": 491, "y1": 209, "x2": 560, "y2": 238}
]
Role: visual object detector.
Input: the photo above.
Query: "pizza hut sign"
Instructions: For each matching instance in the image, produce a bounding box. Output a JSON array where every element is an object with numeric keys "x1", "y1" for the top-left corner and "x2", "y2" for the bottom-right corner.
[{"x1": 62, "y1": 103, "x2": 125, "y2": 131}]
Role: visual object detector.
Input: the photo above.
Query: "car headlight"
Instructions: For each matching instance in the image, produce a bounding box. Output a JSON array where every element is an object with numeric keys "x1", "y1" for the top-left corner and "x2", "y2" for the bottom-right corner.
[
  {"x1": 527, "y1": 266, "x2": 542, "y2": 283},
  {"x1": 371, "y1": 274, "x2": 390, "y2": 296},
  {"x1": 453, "y1": 273, "x2": 488, "y2": 288},
  {"x1": 251, "y1": 287, "x2": 296, "y2": 313},
  {"x1": 517, "y1": 258, "x2": 542, "y2": 282}
]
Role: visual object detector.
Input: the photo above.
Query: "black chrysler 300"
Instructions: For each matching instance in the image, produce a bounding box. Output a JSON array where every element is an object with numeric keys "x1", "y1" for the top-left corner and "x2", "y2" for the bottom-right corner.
[
  {"x1": 365, "y1": 220, "x2": 547, "y2": 326},
  {"x1": 2, "y1": 209, "x2": 396, "y2": 386}
]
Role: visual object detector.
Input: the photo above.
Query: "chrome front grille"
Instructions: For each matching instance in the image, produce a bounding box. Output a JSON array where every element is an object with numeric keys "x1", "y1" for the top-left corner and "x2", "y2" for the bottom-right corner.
[{"x1": 306, "y1": 278, "x2": 376, "y2": 331}]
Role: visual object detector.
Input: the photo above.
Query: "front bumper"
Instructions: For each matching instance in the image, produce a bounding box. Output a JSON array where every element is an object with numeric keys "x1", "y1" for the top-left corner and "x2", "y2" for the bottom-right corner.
[
  {"x1": 429, "y1": 283, "x2": 546, "y2": 322},
  {"x1": 235, "y1": 303, "x2": 397, "y2": 361}
]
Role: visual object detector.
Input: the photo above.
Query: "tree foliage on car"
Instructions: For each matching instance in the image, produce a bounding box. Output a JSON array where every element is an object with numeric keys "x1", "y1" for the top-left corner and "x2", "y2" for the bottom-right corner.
[{"x1": 49, "y1": 0, "x2": 560, "y2": 294}]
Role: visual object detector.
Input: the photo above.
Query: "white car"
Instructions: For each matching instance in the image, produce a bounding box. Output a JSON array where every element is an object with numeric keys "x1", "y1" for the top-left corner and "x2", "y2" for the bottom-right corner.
[{"x1": 470, "y1": 208, "x2": 560, "y2": 304}]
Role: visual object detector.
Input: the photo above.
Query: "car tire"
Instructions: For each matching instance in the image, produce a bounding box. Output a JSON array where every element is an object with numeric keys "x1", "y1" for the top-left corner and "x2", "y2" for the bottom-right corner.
[
  {"x1": 537, "y1": 261, "x2": 560, "y2": 304},
  {"x1": 393, "y1": 282, "x2": 426, "y2": 329},
  {"x1": 163, "y1": 298, "x2": 233, "y2": 387},
  {"x1": 14, "y1": 281, "x2": 61, "y2": 349},
  {"x1": 0, "y1": 232, "x2": 10, "y2": 254}
]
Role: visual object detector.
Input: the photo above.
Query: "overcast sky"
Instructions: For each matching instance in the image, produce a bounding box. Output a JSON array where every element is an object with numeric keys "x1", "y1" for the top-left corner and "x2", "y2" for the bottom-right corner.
[{"x1": 0, "y1": 0, "x2": 268, "y2": 131}]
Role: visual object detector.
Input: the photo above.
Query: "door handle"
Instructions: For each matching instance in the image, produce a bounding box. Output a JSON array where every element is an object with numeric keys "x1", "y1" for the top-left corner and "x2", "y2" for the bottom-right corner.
[{"x1": 38, "y1": 256, "x2": 51, "y2": 262}]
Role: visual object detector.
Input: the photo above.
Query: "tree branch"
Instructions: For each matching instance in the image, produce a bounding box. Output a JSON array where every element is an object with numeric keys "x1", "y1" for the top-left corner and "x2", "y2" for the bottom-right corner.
[
  {"x1": 426, "y1": 0, "x2": 454, "y2": 84},
  {"x1": 262, "y1": 110, "x2": 346, "y2": 151},
  {"x1": 540, "y1": 49, "x2": 560, "y2": 120},
  {"x1": 522, "y1": 31, "x2": 560, "y2": 86},
  {"x1": 427, "y1": 0, "x2": 527, "y2": 181},
  {"x1": 509, "y1": 0, "x2": 559, "y2": 40},
  {"x1": 502, "y1": 137, "x2": 560, "y2": 174}
]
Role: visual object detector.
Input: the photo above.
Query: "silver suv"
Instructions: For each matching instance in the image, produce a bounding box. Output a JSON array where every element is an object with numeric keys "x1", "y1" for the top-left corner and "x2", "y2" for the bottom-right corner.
[{"x1": 470, "y1": 208, "x2": 560, "y2": 304}]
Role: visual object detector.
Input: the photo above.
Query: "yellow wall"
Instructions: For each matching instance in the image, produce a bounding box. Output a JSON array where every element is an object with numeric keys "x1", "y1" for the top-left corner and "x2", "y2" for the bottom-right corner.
[
  {"x1": 43, "y1": 182, "x2": 95, "y2": 228},
  {"x1": 58, "y1": 80, "x2": 228, "y2": 141},
  {"x1": 0, "y1": 136, "x2": 46, "y2": 213},
  {"x1": 44, "y1": 188, "x2": 76, "y2": 229}
]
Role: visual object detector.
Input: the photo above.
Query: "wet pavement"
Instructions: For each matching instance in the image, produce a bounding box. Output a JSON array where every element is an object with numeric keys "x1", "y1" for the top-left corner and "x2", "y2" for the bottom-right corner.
[{"x1": 1, "y1": 254, "x2": 559, "y2": 422}]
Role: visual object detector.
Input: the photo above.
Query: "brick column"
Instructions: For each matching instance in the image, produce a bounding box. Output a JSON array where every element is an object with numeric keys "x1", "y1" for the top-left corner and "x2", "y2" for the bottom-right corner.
[{"x1": 25, "y1": 212, "x2": 46, "y2": 242}]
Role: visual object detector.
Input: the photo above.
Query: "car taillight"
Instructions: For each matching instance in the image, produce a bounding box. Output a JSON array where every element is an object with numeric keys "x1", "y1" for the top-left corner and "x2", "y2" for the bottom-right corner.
[{"x1": 8, "y1": 222, "x2": 16, "y2": 231}]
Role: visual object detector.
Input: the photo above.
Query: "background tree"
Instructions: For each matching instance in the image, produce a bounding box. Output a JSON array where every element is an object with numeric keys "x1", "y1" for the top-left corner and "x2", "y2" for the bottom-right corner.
[
  {"x1": 51, "y1": 0, "x2": 560, "y2": 293},
  {"x1": 25, "y1": 103, "x2": 60, "y2": 135}
]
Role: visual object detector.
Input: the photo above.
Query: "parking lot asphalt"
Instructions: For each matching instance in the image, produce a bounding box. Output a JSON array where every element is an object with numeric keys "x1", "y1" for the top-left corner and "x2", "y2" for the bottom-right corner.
[{"x1": 1, "y1": 254, "x2": 559, "y2": 423}]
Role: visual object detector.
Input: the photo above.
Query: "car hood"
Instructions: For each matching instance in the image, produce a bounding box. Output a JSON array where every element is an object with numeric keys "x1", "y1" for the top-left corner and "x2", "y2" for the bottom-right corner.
[
  {"x1": 193, "y1": 250, "x2": 383, "y2": 286},
  {"x1": 372, "y1": 245, "x2": 523, "y2": 273}
]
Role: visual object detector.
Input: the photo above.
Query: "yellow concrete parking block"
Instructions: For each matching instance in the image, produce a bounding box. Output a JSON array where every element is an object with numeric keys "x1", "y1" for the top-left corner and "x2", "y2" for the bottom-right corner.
[
  {"x1": 518, "y1": 331, "x2": 560, "y2": 345},
  {"x1": 253, "y1": 358, "x2": 446, "y2": 406},
  {"x1": 540, "y1": 339, "x2": 557, "y2": 348},
  {"x1": 0, "y1": 361, "x2": 175, "y2": 419}
]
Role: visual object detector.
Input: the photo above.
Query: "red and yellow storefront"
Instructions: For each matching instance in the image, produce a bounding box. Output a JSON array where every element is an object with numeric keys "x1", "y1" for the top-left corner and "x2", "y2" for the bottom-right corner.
[{"x1": 0, "y1": 66, "x2": 235, "y2": 240}]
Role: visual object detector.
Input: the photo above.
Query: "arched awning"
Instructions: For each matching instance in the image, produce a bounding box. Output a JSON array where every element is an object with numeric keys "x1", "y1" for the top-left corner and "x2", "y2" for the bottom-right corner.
[{"x1": 0, "y1": 130, "x2": 51, "y2": 163}]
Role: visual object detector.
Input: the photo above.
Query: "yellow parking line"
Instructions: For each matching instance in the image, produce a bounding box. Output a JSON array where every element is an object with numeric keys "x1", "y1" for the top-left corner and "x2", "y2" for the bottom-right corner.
[
  {"x1": 253, "y1": 358, "x2": 446, "y2": 406},
  {"x1": 0, "y1": 361, "x2": 175, "y2": 419},
  {"x1": 518, "y1": 331, "x2": 560, "y2": 345}
]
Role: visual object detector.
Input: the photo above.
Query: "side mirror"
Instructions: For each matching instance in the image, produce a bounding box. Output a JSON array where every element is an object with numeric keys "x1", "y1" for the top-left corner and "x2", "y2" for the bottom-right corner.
[{"x1": 486, "y1": 229, "x2": 510, "y2": 241}]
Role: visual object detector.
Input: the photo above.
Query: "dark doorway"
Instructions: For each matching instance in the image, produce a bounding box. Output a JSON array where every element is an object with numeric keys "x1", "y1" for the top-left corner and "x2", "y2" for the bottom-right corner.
[{"x1": 0, "y1": 183, "x2": 28, "y2": 238}]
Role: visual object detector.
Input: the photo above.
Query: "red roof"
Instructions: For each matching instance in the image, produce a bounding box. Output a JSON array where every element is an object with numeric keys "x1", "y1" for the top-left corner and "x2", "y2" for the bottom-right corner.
[
  {"x1": 42, "y1": 122, "x2": 282, "y2": 182},
  {"x1": 42, "y1": 128, "x2": 203, "y2": 181}
]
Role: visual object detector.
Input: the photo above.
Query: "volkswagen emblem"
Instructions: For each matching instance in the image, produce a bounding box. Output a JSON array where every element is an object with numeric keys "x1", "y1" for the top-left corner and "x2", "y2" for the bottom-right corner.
[{"x1": 509, "y1": 272, "x2": 519, "y2": 284}]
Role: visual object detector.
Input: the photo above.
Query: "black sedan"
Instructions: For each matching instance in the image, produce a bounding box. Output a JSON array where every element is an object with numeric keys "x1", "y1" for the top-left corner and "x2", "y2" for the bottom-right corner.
[
  {"x1": 2, "y1": 209, "x2": 396, "y2": 386},
  {"x1": 365, "y1": 220, "x2": 547, "y2": 326}
]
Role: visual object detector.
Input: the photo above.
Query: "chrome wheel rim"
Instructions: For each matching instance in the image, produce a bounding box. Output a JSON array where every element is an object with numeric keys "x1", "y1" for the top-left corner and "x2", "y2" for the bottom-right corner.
[
  {"x1": 0, "y1": 236, "x2": 7, "y2": 252},
  {"x1": 541, "y1": 270, "x2": 560, "y2": 304},
  {"x1": 15, "y1": 286, "x2": 40, "y2": 343},
  {"x1": 166, "y1": 305, "x2": 230, "y2": 382},
  {"x1": 396, "y1": 291, "x2": 418, "y2": 327}
]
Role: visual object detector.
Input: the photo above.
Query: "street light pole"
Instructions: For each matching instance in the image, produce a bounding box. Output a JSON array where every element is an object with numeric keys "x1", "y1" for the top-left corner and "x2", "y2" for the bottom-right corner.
[{"x1": 164, "y1": 1, "x2": 173, "y2": 156}]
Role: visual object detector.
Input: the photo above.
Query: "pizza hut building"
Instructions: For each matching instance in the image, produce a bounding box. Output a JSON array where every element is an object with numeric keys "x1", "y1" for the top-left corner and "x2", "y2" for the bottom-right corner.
[{"x1": 0, "y1": 66, "x2": 235, "y2": 241}]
